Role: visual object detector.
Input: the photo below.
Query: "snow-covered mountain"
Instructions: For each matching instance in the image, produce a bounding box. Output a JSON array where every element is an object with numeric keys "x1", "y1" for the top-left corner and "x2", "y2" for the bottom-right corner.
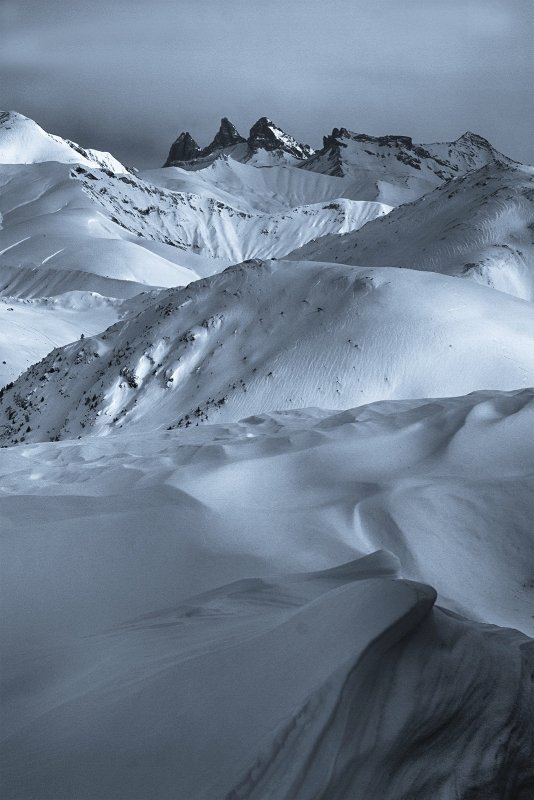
[
  {"x1": 0, "y1": 119, "x2": 388, "y2": 290},
  {"x1": 290, "y1": 157, "x2": 534, "y2": 299},
  {"x1": 0, "y1": 113, "x2": 388, "y2": 385},
  {"x1": 299, "y1": 127, "x2": 504, "y2": 204},
  {"x1": 1, "y1": 110, "x2": 533, "y2": 799},
  {"x1": 163, "y1": 116, "x2": 506, "y2": 205},
  {"x1": 3, "y1": 258, "x2": 534, "y2": 444},
  {"x1": 0, "y1": 111, "x2": 127, "y2": 173}
]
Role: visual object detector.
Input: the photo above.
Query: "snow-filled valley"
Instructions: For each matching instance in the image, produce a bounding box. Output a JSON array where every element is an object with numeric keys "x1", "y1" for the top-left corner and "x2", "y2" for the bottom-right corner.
[{"x1": 0, "y1": 111, "x2": 533, "y2": 800}]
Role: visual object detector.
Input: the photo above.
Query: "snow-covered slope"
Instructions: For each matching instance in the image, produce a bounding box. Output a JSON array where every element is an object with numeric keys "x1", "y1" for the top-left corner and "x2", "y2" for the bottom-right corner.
[
  {"x1": 75, "y1": 164, "x2": 387, "y2": 260},
  {"x1": 3, "y1": 259, "x2": 534, "y2": 444},
  {"x1": 290, "y1": 159, "x2": 534, "y2": 300},
  {"x1": 1, "y1": 110, "x2": 533, "y2": 799},
  {"x1": 2, "y1": 560, "x2": 531, "y2": 800},
  {"x1": 1, "y1": 389, "x2": 533, "y2": 798},
  {"x1": 300, "y1": 128, "x2": 505, "y2": 205},
  {"x1": 0, "y1": 111, "x2": 127, "y2": 173},
  {"x1": 144, "y1": 156, "x2": 371, "y2": 212},
  {"x1": 0, "y1": 292, "x2": 120, "y2": 385},
  {"x1": 0, "y1": 141, "x2": 388, "y2": 291},
  {"x1": 0, "y1": 160, "x2": 202, "y2": 289}
]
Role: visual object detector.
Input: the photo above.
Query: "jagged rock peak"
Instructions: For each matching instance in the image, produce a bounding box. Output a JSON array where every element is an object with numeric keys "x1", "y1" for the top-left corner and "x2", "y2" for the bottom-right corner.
[
  {"x1": 322, "y1": 127, "x2": 349, "y2": 150},
  {"x1": 322, "y1": 128, "x2": 415, "y2": 150},
  {"x1": 247, "y1": 117, "x2": 313, "y2": 160},
  {"x1": 164, "y1": 131, "x2": 201, "y2": 166},
  {"x1": 455, "y1": 131, "x2": 493, "y2": 149},
  {"x1": 204, "y1": 117, "x2": 246, "y2": 155}
]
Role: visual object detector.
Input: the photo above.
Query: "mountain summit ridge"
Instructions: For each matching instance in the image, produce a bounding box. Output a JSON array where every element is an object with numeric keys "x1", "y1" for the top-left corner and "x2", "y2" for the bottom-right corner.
[
  {"x1": 161, "y1": 115, "x2": 512, "y2": 204},
  {"x1": 164, "y1": 116, "x2": 313, "y2": 167}
]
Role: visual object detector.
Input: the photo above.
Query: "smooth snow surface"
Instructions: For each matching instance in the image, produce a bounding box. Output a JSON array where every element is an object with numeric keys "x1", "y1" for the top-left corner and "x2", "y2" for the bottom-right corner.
[
  {"x1": 0, "y1": 111, "x2": 127, "y2": 173},
  {"x1": 0, "y1": 292, "x2": 119, "y2": 384},
  {"x1": 1, "y1": 112, "x2": 533, "y2": 799},
  {"x1": 1, "y1": 392, "x2": 533, "y2": 798}
]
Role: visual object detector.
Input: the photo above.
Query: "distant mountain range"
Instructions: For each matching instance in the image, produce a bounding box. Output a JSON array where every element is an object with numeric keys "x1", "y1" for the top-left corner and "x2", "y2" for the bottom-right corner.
[{"x1": 163, "y1": 114, "x2": 505, "y2": 204}]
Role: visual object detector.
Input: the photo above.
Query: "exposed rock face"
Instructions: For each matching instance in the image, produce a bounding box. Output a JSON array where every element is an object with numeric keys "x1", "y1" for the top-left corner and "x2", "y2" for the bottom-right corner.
[
  {"x1": 321, "y1": 128, "x2": 415, "y2": 152},
  {"x1": 204, "y1": 117, "x2": 246, "y2": 155},
  {"x1": 164, "y1": 119, "x2": 245, "y2": 166},
  {"x1": 456, "y1": 131, "x2": 493, "y2": 149},
  {"x1": 164, "y1": 132, "x2": 201, "y2": 166},
  {"x1": 303, "y1": 124, "x2": 501, "y2": 184},
  {"x1": 163, "y1": 118, "x2": 497, "y2": 174},
  {"x1": 247, "y1": 117, "x2": 313, "y2": 159},
  {"x1": 164, "y1": 116, "x2": 314, "y2": 167}
]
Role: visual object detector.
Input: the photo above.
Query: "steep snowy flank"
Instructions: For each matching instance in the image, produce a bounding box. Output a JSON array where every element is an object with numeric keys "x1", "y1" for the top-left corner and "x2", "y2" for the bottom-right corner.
[
  {"x1": 3, "y1": 259, "x2": 534, "y2": 444},
  {"x1": 145, "y1": 155, "x2": 377, "y2": 212},
  {"x1": 300, "y1": 127, "x2": 506, "y2": 205},
  {"x1": 0, "y1": 158, "x2": 388, "y2": 281},
  {"x1": 0, "y1": 111, "x2": 127, "y2": 173},
  {"x1": 247, "y1": 116, "x2": 314, "y2": 160},
  {"x1": 76, "y1": 164, "x2": 387, "y2": 260},
  {"x1": 290, "y1": 159, "x2": 534, "y2": 300}
]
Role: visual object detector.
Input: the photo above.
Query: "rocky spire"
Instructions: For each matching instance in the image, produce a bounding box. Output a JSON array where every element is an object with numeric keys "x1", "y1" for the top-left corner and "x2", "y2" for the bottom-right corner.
[
  {"x1": 247, "y1": 118, "x2": 313, "y2": 160},
  {"x1": 163, "y1": 116, "x2": 314, "y2": 167},
  {"x1": 204, "y1": 118, "x2": 246, "y2": 155},
  {"x1": 164, "y1": 132, "x2": 201, "y2": 166},
  {"x1": 321, "y1": 127, "x2": 350, "y2": 150}
]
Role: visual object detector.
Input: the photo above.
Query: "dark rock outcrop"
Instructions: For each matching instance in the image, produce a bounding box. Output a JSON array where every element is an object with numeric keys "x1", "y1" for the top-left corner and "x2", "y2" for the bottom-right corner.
[
  {"x1": 164, "y1": 132, "x2": 201, "y2": 166},
  {"x1": 164, "y1": 116, "x2": 313, "y2": 166},
  {"x1": 247, "y1": 117, "x2": 313, "y2": 160},
  {"x1": 204, "y1": 118, "x2": 246, "y2": 155}
]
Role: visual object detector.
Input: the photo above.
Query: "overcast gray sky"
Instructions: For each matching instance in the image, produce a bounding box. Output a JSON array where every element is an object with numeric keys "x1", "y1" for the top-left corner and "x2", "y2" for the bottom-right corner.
[{"x1": 1, "y1": 0, "x2": 532, "y2": 167}]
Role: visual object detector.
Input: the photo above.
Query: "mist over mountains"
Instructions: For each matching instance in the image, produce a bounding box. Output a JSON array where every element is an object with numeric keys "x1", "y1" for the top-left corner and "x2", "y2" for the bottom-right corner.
[{"x1": 0, "y1": 108, "x2": 533, "y2": 799}]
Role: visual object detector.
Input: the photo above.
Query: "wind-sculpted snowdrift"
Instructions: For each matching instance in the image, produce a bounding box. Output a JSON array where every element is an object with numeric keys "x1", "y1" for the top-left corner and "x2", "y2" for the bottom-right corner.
[
  {"x1": 1, "y1": 557, "x2": 532, "y2": 800},
  {"x1": 2, "y1": 388, "x2": 533, "y2": 644}
]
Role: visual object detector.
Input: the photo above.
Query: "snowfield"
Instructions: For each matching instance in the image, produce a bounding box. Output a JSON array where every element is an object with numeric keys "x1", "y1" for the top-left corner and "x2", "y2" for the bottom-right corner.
[
  {"x1": 1, "y1": 392, "x2": 533, "y2": 798},
  {"x1": 3, "y1": 259, "x2": 534, "y2": 444},
  {"x1": 290, "y1": 158, "x2": 534, "y2": 300},
  {"x1": 0, "y1": 112, "x2": 533, "y2": 799}
]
